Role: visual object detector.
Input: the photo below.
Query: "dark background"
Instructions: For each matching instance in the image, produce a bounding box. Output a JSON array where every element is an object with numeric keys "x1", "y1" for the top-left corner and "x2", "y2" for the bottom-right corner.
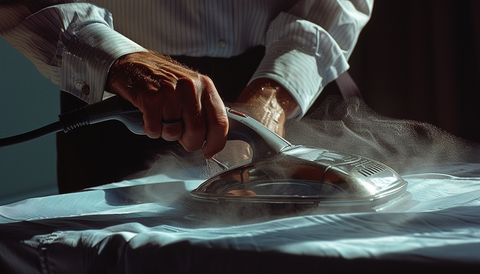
[
  {"x1": 0, "y1": 36, "x2": 58, "y2": 205},
  {"x1": 349, "y1": 0, "x2": 480, "y2": 144}
]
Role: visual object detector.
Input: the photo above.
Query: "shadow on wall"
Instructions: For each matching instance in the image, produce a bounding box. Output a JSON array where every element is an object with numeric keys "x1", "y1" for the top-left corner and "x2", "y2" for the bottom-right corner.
[{"x1": 0, "y1": 38, "x2": 59, "y2": 205}]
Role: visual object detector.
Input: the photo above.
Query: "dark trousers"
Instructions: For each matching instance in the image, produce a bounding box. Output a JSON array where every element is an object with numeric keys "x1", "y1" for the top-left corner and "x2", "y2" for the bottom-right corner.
[{"x1": 56, "y1": 46, "x2": 266, "y2": 193}]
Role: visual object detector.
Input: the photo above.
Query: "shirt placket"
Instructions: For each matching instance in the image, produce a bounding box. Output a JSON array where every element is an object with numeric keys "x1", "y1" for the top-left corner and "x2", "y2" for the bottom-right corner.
[{"x1": 204, "y1": 0, "x2": 234, "y2": 57}]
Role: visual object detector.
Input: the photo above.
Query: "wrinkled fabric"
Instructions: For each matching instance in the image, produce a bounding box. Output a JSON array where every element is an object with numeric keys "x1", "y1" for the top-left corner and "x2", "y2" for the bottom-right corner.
[{"x1": 1, "y1": 164, "x2": 480, "y2": 273}]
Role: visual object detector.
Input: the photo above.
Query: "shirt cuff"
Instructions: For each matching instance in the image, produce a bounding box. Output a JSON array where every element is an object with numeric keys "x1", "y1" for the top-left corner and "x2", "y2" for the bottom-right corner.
[
  {"x1": 251, "y1": 40, "x2": 349, "y2": 119},
  {"x1": 60, "y1": 23, "x2": 147, "y2": 104},
  {"x1": 250, "y1": 15, "x2": 350, "y2": 119}
]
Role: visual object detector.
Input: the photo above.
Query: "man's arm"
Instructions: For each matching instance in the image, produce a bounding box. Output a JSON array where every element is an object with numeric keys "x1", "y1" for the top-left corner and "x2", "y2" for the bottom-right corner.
[
  {"x1": 0, "y1": 1, "x2": 147, "y2": 103},
  {"x1": 235, "y1": 78, "x2": 297, "y2": 138},
  {"x1": 238, "y1": 0, "x2": 373, "y2": 137},
  {"x1": 0, "y1": 1, "x2": 229, "y2": 157}
]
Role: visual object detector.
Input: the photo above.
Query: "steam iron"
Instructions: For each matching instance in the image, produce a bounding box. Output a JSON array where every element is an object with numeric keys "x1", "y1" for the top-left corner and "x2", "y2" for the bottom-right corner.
[
  {"x1": 189, "y1": 108, "x2": 411, "y2": 217},
  {"x1": 0, "y1": 95, "x2": 410, "y2": 216}
]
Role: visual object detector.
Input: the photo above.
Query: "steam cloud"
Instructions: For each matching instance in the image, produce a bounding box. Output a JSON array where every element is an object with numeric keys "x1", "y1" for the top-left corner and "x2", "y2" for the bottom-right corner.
[
  {"x1": 131, "y1": 95, "x2": 480, "y2": 180},
  {"x1": 285, "y1": 96, "x2": 480, "y2": 174}
]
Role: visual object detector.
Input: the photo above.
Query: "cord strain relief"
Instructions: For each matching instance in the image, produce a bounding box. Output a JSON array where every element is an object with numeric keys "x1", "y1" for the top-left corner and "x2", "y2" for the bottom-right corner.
[{"x1": 59, "y1": 108, "x2": 90, "y2": 133}]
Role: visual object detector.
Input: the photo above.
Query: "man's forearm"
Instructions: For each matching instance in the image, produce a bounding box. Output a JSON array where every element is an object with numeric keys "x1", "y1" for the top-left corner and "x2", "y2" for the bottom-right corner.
[
  {"x1": 0, "y1": 1, "x2": 146, "y2": 103},
  {"x1": 235, "y1": 78, "x2": 299, "y2": 137},
  {"x1": 252, "y1": 0, "x2": 373, "y2": 119}
]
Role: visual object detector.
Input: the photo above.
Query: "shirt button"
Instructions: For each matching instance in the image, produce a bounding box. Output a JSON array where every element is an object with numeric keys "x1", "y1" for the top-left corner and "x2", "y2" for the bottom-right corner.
[
  {"x1": 218, "y1": 39, "x2": 227, "y2": 49},
  {"x1": 82, "y1": 84, "x2": 90, "y2": 95}
]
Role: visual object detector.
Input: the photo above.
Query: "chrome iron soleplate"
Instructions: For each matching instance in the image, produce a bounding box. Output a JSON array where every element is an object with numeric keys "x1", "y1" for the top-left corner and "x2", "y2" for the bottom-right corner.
[{"x1": 191, "y1": 146, "x2": 410, "y2": 216}]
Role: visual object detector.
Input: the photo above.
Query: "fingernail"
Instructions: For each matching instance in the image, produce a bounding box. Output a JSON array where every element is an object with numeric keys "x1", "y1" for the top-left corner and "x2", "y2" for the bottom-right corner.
[{"x1": 203, "y1": 151, "x2": 213, "y2": 159}]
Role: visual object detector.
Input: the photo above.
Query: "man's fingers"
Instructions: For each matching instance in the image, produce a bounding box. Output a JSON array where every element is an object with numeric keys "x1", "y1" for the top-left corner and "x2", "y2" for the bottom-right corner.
[
  {"x1": 160, "y1": 85, "x2": 183, "y2": 141},
  {"x1": 177, "y1": 79, "x2": 206, "y2": 151},
  {"x1": 200, "y1": 77, "x2": 229, "y2": 159},
  {"x1": 108, "y1": 52, "x2": 228, "y2": 157},
  {"x1": 141, "y1": 98, "x2": 163, "y2": 138},
  {"x1": 161, "y1": 121, "x2": 183, "y2": 141}
]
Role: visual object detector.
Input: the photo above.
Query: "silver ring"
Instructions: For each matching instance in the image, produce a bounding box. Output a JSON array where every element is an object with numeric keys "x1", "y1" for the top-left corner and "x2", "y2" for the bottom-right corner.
[{"x1": 161, "y1": 119, "x2": 183, "y2": 125}]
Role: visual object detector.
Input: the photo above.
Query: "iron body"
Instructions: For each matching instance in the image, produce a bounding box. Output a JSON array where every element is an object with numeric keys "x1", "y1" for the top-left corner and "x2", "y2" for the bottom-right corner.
[{"x1": 189, "y1": 108, "x2": 411, "y2": 216}]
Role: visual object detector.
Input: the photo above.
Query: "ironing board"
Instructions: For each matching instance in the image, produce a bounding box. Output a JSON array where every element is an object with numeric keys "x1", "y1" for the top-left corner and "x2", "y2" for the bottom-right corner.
[{"x1": 1, "y1": 162, "x2": 479, "y2": 273}]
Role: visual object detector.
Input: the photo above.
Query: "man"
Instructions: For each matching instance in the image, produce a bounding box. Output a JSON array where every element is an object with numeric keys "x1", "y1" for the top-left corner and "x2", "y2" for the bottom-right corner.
[{"x1": 0, "y1": 0, "x2": 373, "y2": 192}]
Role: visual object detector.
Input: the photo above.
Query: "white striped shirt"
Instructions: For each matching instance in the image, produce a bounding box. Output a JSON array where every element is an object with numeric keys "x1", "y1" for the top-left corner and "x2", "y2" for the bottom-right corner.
[{"x1": 0, "y1": 0, "x2": 373, "y2": 118}]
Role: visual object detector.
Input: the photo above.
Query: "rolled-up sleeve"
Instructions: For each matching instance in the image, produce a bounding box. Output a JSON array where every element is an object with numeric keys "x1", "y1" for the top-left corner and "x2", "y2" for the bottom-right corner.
[
  {"x1": 251, "y1": 0, "x2": 373, "y2": 119},
  {"x1": 0, "y1": 1, "x2": 146, "y2": 103}
]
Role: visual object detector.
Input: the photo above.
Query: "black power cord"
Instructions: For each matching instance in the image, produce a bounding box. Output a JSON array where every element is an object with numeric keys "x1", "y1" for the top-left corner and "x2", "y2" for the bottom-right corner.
[
  {"x1": 0, "y1": 122, "x2": 63, "y2": 147},
  {"x1": 0, "y1": 96, "x2": 144, "y2": 148}
]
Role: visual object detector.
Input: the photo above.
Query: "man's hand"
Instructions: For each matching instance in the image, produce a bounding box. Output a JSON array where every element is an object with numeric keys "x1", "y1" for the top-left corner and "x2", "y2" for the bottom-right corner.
[
  {"x1": 235, "y1": 78, "x2": 298, "y2": 137},
  {"x1": 106, "y1": 51, "x2": 228, "y2": 159},
  {"x1": 212, "y1": 78, "x2": 298, "y2": 169}
]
